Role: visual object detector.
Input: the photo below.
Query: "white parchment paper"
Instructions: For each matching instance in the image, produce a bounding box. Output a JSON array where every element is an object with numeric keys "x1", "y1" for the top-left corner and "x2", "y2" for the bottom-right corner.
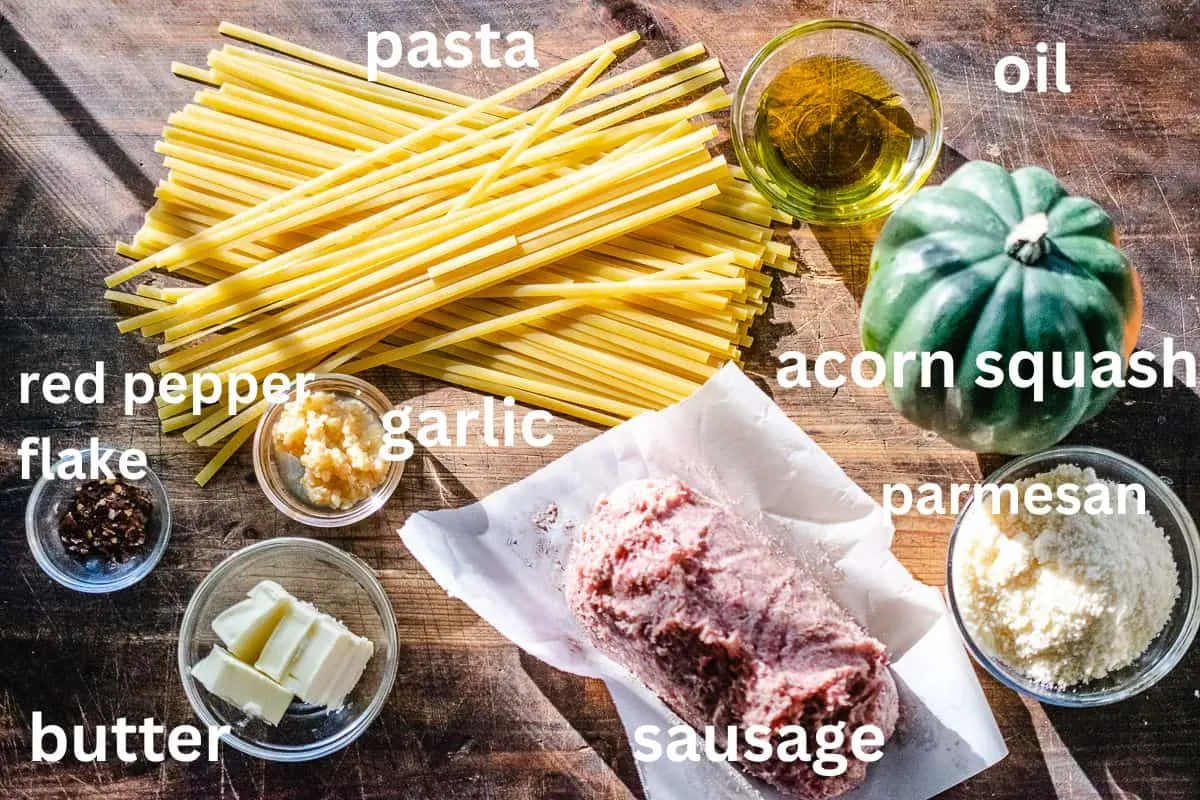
[{"x1": 400, "y1": 364, "x2": 1007, "y2": 799}]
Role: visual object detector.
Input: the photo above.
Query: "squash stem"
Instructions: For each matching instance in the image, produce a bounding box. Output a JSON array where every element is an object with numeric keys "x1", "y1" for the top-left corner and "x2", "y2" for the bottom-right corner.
[{"x1": 1005, "y1": 212, "x2": 1050, "y2": 264}]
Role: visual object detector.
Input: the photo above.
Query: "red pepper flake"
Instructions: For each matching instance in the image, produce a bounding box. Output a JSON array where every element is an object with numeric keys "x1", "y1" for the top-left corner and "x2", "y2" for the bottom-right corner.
[{"x1": 58, "y1": 479, "x2": 154, "y2": 563}]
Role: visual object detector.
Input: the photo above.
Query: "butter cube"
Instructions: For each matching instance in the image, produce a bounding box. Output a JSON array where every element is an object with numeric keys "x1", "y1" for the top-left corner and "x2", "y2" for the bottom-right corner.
[
  {"x1": 255, "y1": 599, "x2": 319, "y2": 681},
  {"x1": 211, "y1": 589, "x2": 290, "y2": 663},
  {"x1": 190, "y1": 646, "x2": 293, "y2": 726},
  {"x1": 283, "y1": 614, "x2": 374, "y2": 708},
  {"x1": 250, "y1": 580, "x2": 290, "y2": 602}
]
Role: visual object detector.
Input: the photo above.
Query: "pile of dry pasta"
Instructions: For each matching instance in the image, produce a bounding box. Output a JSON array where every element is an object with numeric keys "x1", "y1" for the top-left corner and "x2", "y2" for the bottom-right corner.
[{"x1": 106, "y1": 23, "x2": 797, "y2": 485}]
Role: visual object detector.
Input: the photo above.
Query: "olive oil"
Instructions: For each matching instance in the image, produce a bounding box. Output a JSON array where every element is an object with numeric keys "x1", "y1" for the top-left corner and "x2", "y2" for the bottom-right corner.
[{"x1": 751, "y1": 55, "x2": 927, "y2": 217}]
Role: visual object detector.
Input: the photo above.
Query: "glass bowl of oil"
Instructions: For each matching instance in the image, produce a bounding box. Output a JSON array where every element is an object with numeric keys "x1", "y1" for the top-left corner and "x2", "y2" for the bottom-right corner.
[{"x1": 732, "y1": 19, "x2": 943, "y2": 226}]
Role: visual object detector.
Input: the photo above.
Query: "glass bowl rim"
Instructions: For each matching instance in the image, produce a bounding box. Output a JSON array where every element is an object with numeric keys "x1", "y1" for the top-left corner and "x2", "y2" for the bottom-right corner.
[
  {"x1": 176, "y1": 536, "x2": 400, "y2": 761},
  {"x1": 24, "y1": 445, "x2": 172, "y2": 593},
  {"x1": 730, "y1": 17, "x2": 945, "y2": 226},
  {"x1": 252, "y1": 373, "x2": 402, "y2": 528},
  {"x1": 945, "y1": 445, "x2": 1200, "y2": 707}
]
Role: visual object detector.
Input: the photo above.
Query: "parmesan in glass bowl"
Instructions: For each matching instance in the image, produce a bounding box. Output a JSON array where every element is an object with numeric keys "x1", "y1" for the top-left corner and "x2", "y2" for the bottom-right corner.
[
  {"x1": 253, "y1": 374, "x2": 404, "y2": 528},
  {"x1": 946, "y1": 446, "x2": 1200, "y2": 707}
]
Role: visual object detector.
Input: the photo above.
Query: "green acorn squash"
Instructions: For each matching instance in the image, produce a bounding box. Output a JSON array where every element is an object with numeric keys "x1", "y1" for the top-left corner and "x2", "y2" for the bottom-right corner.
[{"x1": 860, "y1": 160, "x2": 1143, "y2": 454}]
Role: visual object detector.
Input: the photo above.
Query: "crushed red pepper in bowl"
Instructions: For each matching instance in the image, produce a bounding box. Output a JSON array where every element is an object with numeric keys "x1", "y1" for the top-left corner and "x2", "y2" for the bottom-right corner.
[{"x1": 58, "y1": 478, "x2": 154, "y2": 563}]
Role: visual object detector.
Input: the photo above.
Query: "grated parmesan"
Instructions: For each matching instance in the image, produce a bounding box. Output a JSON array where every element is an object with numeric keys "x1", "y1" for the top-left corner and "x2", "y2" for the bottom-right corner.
[{"x1": 952, "y1": 464, "x2": 1179, "y2": 687}]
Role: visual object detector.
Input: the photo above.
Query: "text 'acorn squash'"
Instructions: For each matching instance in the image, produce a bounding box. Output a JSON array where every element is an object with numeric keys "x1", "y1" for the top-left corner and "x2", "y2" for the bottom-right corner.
[{"x1": 860, "y1": 160, "x2": 1143, "y2": 454}]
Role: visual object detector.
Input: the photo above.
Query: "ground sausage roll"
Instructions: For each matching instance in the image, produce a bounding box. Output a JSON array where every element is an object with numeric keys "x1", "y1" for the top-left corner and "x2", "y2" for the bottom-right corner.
[{"x1": 565, "y1": 477, "x2": 899, "y2": 799}]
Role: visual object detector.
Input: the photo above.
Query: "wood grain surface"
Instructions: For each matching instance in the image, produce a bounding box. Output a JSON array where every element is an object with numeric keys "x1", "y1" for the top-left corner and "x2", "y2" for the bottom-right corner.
[{"x1": 1, "y1": 1, "x2": 1198, "y2": 798}]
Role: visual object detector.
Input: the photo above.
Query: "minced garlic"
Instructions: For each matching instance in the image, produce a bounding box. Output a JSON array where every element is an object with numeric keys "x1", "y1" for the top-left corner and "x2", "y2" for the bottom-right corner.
[
  {"x1": 272, "y1": 391, "x2": 388, "y2": 510},
  {"x1": 952, "y1": 464, "x2": 1179, "y2": 687}
]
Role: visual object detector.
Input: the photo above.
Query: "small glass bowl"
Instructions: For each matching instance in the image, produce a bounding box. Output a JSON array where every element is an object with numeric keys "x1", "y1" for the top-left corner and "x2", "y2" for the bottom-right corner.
[
  {"x1": 253, "y1": 374, "x2": 403, "y2": 528},
  {"x1": 731, "y1": 19, "x2": 943, "y2": 225},
  {"x1": 25, "y1": 447, "x2": 171, "y2": 593},
  {"x1": 178, "y1": 537, "x2": 399, "y2": 761},
  {"x1": 946, "y1": 446, "x2": 1200, "y2": 707}
]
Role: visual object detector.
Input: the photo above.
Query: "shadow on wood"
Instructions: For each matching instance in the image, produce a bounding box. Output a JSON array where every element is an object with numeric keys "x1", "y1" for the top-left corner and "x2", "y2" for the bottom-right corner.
[
  {"x1": 1043, "y1": 639, "x2": 1200, "y2": 800},
  {"x1": 808, "y1": 218, "x2": 885, "y2": 305},
  {"x1": 397, "y1": 443, "x2": 480, "y2": 517},
  {"x1": 0, "y1": 14, "x2": 155, "y2": 206},
  {"x1": 597, "y1": 0, "x2": 683, "y2": 50},
  {"x1": 518, "y1": 651, "x2": 646, "y2": 800}
]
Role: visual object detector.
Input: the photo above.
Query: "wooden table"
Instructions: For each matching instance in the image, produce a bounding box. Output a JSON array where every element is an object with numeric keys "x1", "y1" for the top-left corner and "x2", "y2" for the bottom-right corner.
[{"x1": 1, "y1": 1, "x2": 1197, "y2": 797}]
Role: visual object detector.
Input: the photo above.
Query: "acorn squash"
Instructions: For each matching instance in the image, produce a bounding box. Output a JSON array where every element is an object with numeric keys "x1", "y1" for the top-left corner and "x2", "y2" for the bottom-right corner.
[{"x1": 860, "y1": 160, "x2": 1143, "y2": 454}]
